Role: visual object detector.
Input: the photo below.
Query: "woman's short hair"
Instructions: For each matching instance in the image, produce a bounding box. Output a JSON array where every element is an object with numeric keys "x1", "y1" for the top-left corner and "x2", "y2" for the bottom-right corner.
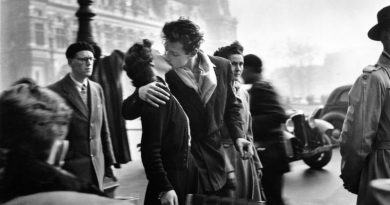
[
  {"x1": 213, "y1": 41, "x2": 244, "y2": 59},
  {"x1": 162, "y1": 17, "x2": 204, "y2": 54},
  {"x1": 123, "y1": 39, "x2": 155, "y2": 88},
  {"x1": 0, "y1": 79, "x2": 72, "y2": 159}
]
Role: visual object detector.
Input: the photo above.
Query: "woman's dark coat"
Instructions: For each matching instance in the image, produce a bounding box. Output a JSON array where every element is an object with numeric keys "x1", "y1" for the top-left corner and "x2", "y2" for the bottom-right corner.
[{"x1": 124, "y1": 85, "x2": 191, "y2": 204}]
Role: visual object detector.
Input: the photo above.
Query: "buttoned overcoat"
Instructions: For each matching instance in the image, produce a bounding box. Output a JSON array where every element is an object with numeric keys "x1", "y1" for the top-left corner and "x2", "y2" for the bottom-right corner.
[{"x1": 340, "y1": 52, "x2": 390, "y2": 205}]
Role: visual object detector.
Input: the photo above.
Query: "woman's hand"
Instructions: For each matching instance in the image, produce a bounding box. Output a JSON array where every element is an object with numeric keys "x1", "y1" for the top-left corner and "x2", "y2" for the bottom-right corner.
[{"x1": 160, "y1": 190, "x2": 178, "y2": 205}]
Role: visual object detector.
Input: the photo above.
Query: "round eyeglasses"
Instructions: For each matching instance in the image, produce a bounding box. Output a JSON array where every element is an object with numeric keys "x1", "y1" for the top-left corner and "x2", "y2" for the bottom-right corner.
[{"x1": 75, "y1": 57, "x2": 96, "y2": 63}]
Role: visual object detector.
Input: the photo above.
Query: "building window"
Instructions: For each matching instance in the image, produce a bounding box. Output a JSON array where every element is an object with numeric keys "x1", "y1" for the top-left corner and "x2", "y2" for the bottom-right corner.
[
  {"x1": 55, "y1": 28, "x2": 67, "y2": 48},
  {"x1": 32, "y1": 66, "x2": 45, "y2": 85},
  {"x1": 72, "y1": 30, "x2": 78, "y2": 42},
  {"x1": 34, "y1": 23, "x2": 45, "y2": 45}
]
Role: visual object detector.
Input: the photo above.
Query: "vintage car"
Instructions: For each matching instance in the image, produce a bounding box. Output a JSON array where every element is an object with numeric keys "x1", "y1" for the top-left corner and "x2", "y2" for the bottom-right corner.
[{"x1": 314, "y1": 85, "x2": 352, "y2": 140}]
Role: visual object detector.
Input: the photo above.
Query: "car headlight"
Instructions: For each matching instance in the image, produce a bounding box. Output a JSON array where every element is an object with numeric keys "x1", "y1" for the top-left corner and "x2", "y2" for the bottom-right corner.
[{"x1": 285, "y1": 119, "x2": 294, "y2": 132}]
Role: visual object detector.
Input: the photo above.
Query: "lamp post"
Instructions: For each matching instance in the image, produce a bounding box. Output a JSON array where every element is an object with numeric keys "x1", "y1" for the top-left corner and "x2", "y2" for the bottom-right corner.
[
  {"x1": 76, "y1": 0, "x2": 101, "y2": 60},
  {"x1": 76, "y1": 0, "x2": 95, "y2": 43}
]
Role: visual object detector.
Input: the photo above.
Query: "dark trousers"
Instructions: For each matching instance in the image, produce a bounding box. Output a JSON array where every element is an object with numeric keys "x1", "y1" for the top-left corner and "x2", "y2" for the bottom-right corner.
[
  {"x1": 257, "y1": 144, "x2": 289, "y2": 205},
  {"x1": 262, "y1": 169, "x2": 285, "y2": 205}
]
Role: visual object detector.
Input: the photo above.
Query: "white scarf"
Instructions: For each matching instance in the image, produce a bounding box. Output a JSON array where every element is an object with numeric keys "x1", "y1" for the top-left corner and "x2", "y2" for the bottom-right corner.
[{"x1": 173, "y1": 51, "x2": 217, "y2": 106}]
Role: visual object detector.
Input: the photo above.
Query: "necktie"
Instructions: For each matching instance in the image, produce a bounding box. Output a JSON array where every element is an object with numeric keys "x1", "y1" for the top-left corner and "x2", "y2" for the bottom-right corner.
[{"x1": 80, "y1": 84, "x2": 88, "y2": 106}]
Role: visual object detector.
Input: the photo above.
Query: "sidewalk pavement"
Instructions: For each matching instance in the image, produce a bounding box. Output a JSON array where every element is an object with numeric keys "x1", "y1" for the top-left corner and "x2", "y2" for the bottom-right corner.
[{"x1": 114, "y1": 160, "x2": 147, "y2": 204}]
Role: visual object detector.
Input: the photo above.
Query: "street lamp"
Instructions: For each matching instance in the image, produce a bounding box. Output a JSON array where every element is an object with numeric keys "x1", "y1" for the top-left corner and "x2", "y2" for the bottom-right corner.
[
  {"x1": 76, "y1": 0, "x2": 95, "y2": 43},
  {"x1": 76, "y1": 0, "x2": 101, "y2": 60}
]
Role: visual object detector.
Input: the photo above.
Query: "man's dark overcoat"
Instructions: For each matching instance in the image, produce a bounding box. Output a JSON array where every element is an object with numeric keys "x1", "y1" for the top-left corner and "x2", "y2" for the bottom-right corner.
[{"x1": 164, "y1": 56, "x2": 245, "y2": 192}]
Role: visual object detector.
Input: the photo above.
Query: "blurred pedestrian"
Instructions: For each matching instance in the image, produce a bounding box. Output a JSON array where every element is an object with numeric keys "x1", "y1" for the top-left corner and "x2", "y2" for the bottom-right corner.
[
  {"x1": 242, "y1": 54, "x2": 290, "y2": 205},
  {"x1": 123, "y1": 39, "x2": 194, "y2": 205},
  {"x1": 214, "y1": 41, "x2": 265, "y2": 202},
  {"x1": 340, "y1": 5, "x2": 390, "y2": 205},
  {"x1": 48, "y1": 42, "x2": 117, "y2": 191},
  {"x1": 0, "y1": 79, "x2": 106, "y2": 203},
  {"x1": 122, "y1": 17, "x2": 254, "y2": 197}
]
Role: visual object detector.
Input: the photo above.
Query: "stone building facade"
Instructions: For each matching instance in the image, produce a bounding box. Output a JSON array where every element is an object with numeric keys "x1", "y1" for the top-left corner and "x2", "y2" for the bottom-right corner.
[{"x1": 0, "y1": 0, "x2": 237, "y2": 90}]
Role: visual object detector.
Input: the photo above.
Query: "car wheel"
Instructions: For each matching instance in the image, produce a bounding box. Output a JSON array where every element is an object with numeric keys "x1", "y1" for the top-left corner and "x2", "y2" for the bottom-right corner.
[{"x1": 303, "y1": 134, "x2": 333, "y2": 169}]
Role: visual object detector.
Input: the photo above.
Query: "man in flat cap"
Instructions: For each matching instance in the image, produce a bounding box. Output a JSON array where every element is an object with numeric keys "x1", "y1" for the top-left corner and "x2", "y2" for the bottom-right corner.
[
  {"x1": 48, "y1": 42, "x2": 116, "y2": 191},
  {"x1": 340, "y1": 5, "x2": 390, "y2": 205}
]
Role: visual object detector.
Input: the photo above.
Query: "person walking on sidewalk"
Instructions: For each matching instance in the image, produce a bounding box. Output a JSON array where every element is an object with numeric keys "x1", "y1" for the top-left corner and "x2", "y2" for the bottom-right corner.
[{"x1": 241, "y1": 54, "x2": 290, "y2": 205}]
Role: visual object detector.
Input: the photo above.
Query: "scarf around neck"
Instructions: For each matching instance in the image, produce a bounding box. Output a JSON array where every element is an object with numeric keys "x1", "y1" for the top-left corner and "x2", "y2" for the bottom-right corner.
[{"x1": 173, "y1": 51, "x2": 217, "y2": 106}]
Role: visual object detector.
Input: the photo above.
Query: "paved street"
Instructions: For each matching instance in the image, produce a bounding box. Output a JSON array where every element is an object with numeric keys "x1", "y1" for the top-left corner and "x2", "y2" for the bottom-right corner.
[
  {"x1": 114, "y1": 148, "x2": 356, "y2": 205},
  {"x1": 284, "y1": 148, "x2": 356, "y2": 205}
]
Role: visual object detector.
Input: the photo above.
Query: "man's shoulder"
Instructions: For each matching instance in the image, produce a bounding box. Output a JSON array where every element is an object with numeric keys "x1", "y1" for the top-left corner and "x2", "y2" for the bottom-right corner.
[
  {"x1": 360, "y1": 64, "x2": 389, "y2": 82},
  {"x1": 47, "y1": 76, "x2": 67, "y2": 91},
  {"x1": 362, "y1": 65, "x2": 380, "y2": 73},
  {"x1": 252, "y1": 81, "x2": 272, "y2": 90}
]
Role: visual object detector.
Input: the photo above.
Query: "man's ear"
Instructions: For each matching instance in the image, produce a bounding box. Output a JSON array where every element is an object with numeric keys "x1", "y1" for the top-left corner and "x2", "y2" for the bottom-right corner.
[{"x1": 67, "y1": 58, "x2": 72, "y2": 66}]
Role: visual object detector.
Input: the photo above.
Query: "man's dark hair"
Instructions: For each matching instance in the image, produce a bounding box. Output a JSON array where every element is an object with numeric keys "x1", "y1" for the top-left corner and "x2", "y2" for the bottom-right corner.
[
  {"x1": 244, "y1": 54, "x2": 263, "y2": 74},
  {"x1": 213, "y1": 41, "x2": 243, "y2": 59},
  {"x1": 162, "y1": 17, "x2": 204, "y2": 54},
  {"x1": 65, "y1": 41, "x2": 95, "y2": 59},
  {"x1": 123, "y1": 39, "x2": 155, "y2": 88}
]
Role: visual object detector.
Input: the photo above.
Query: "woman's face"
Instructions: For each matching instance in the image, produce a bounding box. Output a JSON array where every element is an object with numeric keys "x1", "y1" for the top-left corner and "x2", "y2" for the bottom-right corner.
[
  {"x1": 33, "y1": 118, "x2": 69, "y2": 140},
  {"x1": 228, "y1": 54, "x2": 244, "y2": 81}
]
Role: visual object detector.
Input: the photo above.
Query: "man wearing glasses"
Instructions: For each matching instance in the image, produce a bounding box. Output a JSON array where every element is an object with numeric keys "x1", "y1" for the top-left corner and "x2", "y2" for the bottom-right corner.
[{"x1": 49, "y1": 41, "x2": 117, "y2": 191}]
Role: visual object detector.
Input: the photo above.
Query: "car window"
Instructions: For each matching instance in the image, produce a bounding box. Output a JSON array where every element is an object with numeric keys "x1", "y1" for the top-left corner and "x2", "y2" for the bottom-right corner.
[{"x1": 338, "y1": 90, "x2": 349, "y2": 103}]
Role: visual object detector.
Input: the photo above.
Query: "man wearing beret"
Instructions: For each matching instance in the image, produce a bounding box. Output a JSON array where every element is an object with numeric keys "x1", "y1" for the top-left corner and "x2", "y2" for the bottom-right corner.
[
  {"x1": 48, "y1": 42, "x2": 117, "y2": 191},
  {"x1": 340, "y1": 5, "x2": 390, "y2": 205}
]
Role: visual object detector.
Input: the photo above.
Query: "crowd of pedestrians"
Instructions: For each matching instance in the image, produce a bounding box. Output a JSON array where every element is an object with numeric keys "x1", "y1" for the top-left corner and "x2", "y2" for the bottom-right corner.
[{"x1": 1, "y1": 5, "x2": 390, "y2": 205}]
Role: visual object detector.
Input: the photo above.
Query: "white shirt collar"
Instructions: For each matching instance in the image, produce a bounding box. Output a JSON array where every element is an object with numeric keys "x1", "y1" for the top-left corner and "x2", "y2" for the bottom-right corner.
[{"x1": 69, "y1": 73, "x2": 88, "y2": 90}]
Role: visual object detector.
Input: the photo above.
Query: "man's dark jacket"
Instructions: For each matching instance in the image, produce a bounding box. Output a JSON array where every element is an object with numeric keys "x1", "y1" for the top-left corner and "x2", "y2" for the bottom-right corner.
[{"x1": 249, "y1": 81, "x2": 289, "y2": 173}]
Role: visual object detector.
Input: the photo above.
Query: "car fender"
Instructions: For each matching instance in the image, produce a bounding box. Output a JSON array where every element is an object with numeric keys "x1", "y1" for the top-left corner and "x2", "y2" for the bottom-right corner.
[
  {"x1": 320, "y1": 111, "x2": 346, "y2": 122},
  {"x1": 313, "y1": 119, "x2": 334, "y2": 133},
  {"x1": 312, "y1": 106, "x2": 324, "y2": 119}
]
